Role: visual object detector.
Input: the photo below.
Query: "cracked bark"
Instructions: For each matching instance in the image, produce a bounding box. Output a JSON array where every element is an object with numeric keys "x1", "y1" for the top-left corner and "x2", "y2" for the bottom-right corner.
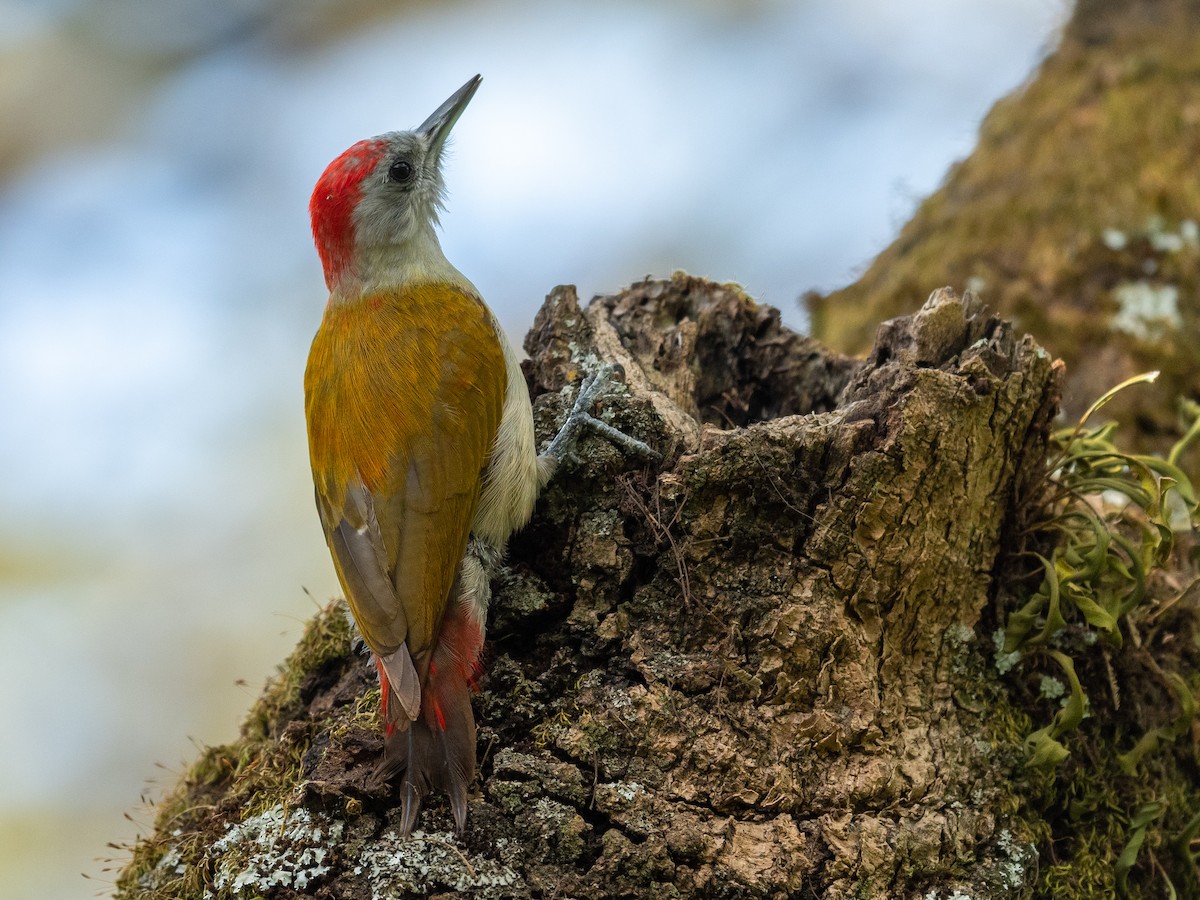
[{"x1": 117, "y1": 274, "x2": 1061, "y2": 899}]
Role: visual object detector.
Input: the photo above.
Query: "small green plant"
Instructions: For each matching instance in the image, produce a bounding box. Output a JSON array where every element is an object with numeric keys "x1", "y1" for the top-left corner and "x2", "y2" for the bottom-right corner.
[
  {"x1": 1115, "y1": 800, "x2": 1170, "y2": 897},
  {"x1": 1000, "y1": 373, "x2": 1200, "y2": 896},
  {"x1": 1004, "y1": 372, "x2": 1200, "y2": 765}
]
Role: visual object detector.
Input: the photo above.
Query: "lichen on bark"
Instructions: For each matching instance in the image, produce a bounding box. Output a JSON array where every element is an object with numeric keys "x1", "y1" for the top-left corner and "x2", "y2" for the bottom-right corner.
[{"x1": 117, "y1": 274, "x2": 1065, "y2": 899}]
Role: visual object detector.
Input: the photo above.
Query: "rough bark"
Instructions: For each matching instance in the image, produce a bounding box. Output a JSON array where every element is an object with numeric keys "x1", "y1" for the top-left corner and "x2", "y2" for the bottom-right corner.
[
  {"x1": 806, "y1": 0, "x2": 1200, "y2": 458},
  {"x1": 117, "y1": 275, "x2": 1063, "y2": 899}
]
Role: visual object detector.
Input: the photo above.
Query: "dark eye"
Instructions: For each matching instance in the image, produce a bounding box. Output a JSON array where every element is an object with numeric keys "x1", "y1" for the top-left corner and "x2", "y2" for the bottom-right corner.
[{"x1": 388, "y1": 159, "x2": 414, "y2": 183}]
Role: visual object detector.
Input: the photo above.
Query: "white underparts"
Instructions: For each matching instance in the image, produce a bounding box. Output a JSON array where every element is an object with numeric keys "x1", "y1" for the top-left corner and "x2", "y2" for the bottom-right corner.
[{"x1": 473, "y1": 318, "x2": 541, "y2": 550}]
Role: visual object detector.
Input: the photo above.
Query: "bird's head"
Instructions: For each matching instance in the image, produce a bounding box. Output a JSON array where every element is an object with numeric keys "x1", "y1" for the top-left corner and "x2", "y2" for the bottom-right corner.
[{"x1": 310, "y1": 75, "x2": 481, "y2": 292}]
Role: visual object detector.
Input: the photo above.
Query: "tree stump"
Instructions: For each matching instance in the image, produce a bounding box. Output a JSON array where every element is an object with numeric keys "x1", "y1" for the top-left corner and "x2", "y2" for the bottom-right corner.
[{"x1": 117, "y1": 274, "x2": 1062, "y2": 899}]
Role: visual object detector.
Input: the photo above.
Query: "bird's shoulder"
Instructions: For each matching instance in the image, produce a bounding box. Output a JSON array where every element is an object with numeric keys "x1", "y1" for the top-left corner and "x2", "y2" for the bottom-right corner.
[{"x1": 304, "y1": 281, "x2": 508, "y2": 495}]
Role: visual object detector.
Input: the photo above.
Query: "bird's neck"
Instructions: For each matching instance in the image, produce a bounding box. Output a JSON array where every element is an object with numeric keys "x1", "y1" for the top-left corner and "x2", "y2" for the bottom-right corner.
[{"x1": 331, "y1": 224, "x2": 475, "y2": 304}]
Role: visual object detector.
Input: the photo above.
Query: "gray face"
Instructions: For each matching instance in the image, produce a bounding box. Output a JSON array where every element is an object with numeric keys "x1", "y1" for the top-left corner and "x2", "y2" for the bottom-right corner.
[
  {"x1": 351, "y1": 75, "x2": 481, "y2": 253},
  {"x1": 352, "y1": 130, "x2": 449, "y2": 250}
]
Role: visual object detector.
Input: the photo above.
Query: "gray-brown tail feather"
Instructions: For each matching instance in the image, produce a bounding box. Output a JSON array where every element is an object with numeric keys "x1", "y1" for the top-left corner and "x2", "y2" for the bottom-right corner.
[{"x1": 373, "y1": 669, "x2": 477, "y2": 836}]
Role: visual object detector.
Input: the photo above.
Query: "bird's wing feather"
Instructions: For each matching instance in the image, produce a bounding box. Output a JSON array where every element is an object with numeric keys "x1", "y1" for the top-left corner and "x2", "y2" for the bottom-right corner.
[
  {"x1": 322, "y1": 476, "x2": 422, "y2": 722},
  {"x1": 321, "y1": 478, "x2": 393, "y2": 626}
]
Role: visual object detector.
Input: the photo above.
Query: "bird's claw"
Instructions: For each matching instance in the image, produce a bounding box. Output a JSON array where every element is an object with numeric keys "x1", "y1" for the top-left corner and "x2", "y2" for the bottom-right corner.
[{"x1": 542, "y1": 364, "x2": 660, "y2": 464}]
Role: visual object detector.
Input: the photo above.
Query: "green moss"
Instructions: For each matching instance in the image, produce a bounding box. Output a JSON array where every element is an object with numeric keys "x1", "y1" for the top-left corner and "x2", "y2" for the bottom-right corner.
[
  {"x1": 1025, "y1": 720, "x2": 1200, "y2": 899},
  {"x1": 568, "y1": 708, "x2": 622, "y2": 757},
  {"x1": 242, "y1": 599, "x2": 353, "y2": 741},
  {"x1": 981, "y1": 678, "x2": 1200, "y2": 900},
  {"x1": 116, "y1": 601, "x2": 357, "y2": 899}
]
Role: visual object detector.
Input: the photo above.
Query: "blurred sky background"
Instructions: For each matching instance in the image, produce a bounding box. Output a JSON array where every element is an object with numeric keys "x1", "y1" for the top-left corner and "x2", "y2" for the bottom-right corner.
[{"x1": 0, "y1": 0, "x2": 1066, "y2": 896}]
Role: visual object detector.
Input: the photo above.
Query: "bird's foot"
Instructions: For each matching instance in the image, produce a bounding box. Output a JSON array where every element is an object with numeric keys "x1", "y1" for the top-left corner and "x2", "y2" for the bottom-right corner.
[{"x1": 540, "y1": 363, "x2": 660, "y2": 467}]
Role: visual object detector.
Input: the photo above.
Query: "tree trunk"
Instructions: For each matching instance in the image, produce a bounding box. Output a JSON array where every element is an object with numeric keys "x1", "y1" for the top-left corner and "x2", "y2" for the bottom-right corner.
[
  {"x1": 806, "y1": 0, "x2": 1200, "y2": 459},
  {"x1": 116, "y1": 276, "x2": 1063, "y2": 898}
]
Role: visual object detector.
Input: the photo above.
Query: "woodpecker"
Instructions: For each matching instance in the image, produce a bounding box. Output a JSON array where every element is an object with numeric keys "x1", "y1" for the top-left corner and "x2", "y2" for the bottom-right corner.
[{"x1": 304, "y1": 75, "x2": 651, "y2": 836}]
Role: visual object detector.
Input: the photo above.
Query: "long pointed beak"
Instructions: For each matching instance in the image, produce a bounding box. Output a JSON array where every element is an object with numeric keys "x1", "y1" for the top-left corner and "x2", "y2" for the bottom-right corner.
[{"x1": 419, "y1": 75, "x2": 482, "y2": 154}]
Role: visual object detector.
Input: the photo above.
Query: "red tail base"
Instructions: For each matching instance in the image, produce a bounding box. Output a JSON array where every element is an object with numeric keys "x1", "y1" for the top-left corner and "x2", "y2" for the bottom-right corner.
[{"x1": 372, "y1": 600, "x2": 484, "y2": 835}]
